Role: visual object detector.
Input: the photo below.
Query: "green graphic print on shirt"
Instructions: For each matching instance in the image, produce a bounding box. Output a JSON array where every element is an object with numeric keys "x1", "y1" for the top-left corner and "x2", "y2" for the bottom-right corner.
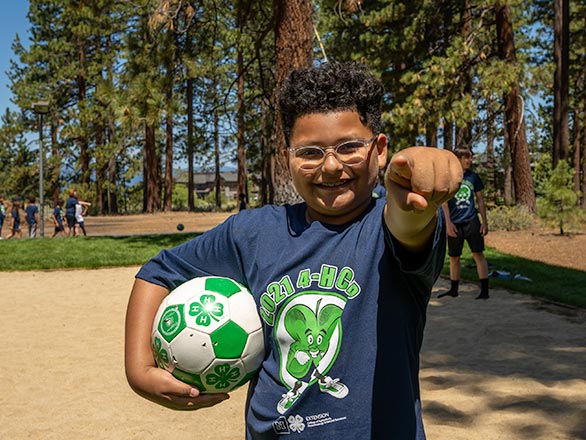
[{"x1": 260, "y1": 264, "x2": 359, "y2": 414}]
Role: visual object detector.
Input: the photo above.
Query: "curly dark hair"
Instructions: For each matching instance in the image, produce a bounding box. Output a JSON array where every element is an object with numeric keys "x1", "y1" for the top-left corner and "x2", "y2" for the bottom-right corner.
[{"x1": 278, "y1": 62, "x2": 383, "y2": 146}]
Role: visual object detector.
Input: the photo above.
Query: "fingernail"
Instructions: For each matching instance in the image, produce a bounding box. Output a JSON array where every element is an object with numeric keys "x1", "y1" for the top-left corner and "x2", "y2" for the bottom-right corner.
[{"x1": 189, "y1": 388, "x2": 198, "y2": 397}]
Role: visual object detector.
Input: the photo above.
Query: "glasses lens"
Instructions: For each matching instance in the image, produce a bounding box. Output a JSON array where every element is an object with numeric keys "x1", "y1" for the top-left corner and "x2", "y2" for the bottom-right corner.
[
  {"x1": 336, "y1": 140, "x2": 369, "y2": 164},
  {"x1": 291, "y1": 138, "x2": 374, "y2": 170}
]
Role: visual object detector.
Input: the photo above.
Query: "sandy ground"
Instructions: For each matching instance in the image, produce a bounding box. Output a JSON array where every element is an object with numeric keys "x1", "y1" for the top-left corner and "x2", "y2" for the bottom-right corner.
[
  {"x1": 1, "y1": 212, "x2": 585, "y2": 439},
  {"x1": 0, "y1": 269, "x2": 584, "y2": 440}
]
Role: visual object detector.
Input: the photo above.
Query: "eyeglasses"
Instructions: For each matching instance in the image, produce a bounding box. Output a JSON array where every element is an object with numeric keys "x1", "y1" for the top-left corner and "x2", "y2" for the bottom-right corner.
[{"x1": 288, "y1": 136, "x2": 378, "y2": 170}]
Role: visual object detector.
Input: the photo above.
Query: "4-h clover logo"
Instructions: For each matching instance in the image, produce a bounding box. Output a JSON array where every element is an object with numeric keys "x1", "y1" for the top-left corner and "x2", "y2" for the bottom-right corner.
[
  {"x1": 189, "y1": 294, "x2": 224, "y2": 326},
  {"x1": 205, "y1": 363, "x2": 241, "y2": 390},
  {"x1": 152, "y1": 336, "x2": 170, "y2": 369},
  {"x1": 288, "y1": 414, "x2": 305, "y2": 433}
]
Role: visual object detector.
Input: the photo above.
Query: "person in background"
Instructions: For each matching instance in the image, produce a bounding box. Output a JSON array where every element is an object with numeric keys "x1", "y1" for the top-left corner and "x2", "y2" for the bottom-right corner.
[
  {"x1": 7, "y1": 200, "x2": 22, "y2": 239},
  {"x1": 65, "y1": 189, "x2": 79, "y2": 236},
  {"x1": 0, "y1": 195, "x2": 6, "y2": 239},
  {"x1": 75, "y1": 200, "x2": 90, "y2": 236},
  {"x1": 25, "y1": 196, "x2": 40, "y2": 238},
  {"x1": 51, "y1": 199, "x2": 66, "y2": 238},
  {"x1": 438, "y1": 147, "x2": 489, "y2": 300}
]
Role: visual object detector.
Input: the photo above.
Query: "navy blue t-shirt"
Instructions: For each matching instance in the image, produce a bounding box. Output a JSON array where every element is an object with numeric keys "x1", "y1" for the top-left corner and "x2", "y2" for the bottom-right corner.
[
  {"x1": 25, "y1": 204, "x2": 38, "y2": 225},
  {"x1": 53, "y1": 207, "x2": 64, "y2": 226},
  {"x1": 65, "y1": 197, "x2": 77, "y2": 218},
  {"x1": 137, "y1": 197, "x2": 445, "y2": 439},
  {"x1": 447, "y1": 170, "x2": 484, "y2": 224}
]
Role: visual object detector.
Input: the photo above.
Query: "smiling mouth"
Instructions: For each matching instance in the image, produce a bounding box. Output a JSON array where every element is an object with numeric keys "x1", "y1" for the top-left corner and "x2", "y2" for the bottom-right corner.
[{"x1": 317, "y1": 181, "x2": 349, "y2": 188}]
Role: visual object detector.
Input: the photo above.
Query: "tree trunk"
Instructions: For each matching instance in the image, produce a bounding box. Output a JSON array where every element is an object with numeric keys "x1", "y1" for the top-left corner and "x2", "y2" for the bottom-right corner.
[
  {"x1": 164, "y1": 90, "x2": 173, "y2": 212},
  {"x1": 443, "y1": 119, "x2": 453, "y2": 151},
  {"x1": 272, "y1": 0, "x2": 313, "y2": 205},
  {"x1": 77, "y1": 40, "x2": 91, "y2": 186},
  {"x1": 214, "y1": 106, "x2": 221, "y2": 209},
  {"x1": 260, "y1": 97, "x2": 273, "y2": 205},
  {"x1": 456, "y1": 0, "x2": 472, "y2": 150},
  {"x1": 553, "y1": 0, "x2": 570, "y2": 167},
  {"x1": 187, "y1": 76, "x2": 195, "y2": 211},
  {"x1": 143, "y1": 124, "x2": 161, "y2": 213},
  {"x1": 572, "y1": 109, "x2": 581, "y2": 201},
  {"x1": 495, "y1": 2, "x2": 536, "y2": 213},
  {"x1": 237, "y1": 49, "x2": 247, "y2": 203},
  {"x1": 485, "y1": 96, "x2": 496, "y2": 205},
  {"x1": 425, "y1": 121, "x2": 437, "y2": 147}
]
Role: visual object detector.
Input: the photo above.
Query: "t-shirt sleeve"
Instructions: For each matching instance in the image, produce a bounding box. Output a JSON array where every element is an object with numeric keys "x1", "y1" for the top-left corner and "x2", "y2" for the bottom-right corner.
[
  {"x1": 473, "y1": 172, "x2": 484, "y2": 192},
  {"x1": 383, "y1": 207, "x2": 447, "y2": 293},
  {"x1": 136, "y1": 215, "x2": 245, "y2": 292}
]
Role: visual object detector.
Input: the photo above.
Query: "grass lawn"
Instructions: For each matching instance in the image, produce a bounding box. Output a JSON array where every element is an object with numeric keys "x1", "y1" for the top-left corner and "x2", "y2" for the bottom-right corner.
[
  {"x1": 0, "y1": 233, "x2": 198, "y2": 270},
  {"x1": 1, "y1": 234, "x2": 584, "y2": 308},
  {"x1": 444, "y1": 246, "x2": 586, "y2": 309}
]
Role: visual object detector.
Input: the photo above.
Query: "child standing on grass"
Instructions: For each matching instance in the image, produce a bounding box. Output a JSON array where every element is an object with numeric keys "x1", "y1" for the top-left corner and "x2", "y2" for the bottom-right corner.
[
  {"x1": 438, "y1": 147, "x2": 490, "y2": 300},
  {"x1": 74, "y1": 200, "x2": 90, "y2": 236},
  {"x1": 51, "y1": 199, "x2": 66, "y2": 238},
  {"x1": 25, "y1": 196, "x2": 40, "y2": 238},
  {"x1": 125, "y1": 62, "x2": 462, "y2": 439},
  {"x1": 0, "y1": 195, "x2": 5, "y2": 239},
  {"x1": 7, "y1": 200, "x2": 22, "y2": 239}
]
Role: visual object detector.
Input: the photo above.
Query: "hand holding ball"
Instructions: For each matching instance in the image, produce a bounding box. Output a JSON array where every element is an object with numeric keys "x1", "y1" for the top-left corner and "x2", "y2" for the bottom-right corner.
[{"x1": 151, "y1": 276, "x2": 264, "y2": 393}]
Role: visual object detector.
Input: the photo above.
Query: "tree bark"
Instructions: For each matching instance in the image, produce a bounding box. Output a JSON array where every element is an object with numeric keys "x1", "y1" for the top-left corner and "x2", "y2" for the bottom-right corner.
[
  {"x1": 143, "y1": 124, "x2": 161, "y2": 213},
  {"x1": 271, "y1": 0, "x2": 313, "y2": 205},
  {"x1": 495, "y1": 1, "x2": 536, "y2": 213},
  {"x1": 237, "y1": 49, "x2": 247, "y2": 203},
  {"x1": 553, "y1": 0, "x2": 570, "y2": 167}
]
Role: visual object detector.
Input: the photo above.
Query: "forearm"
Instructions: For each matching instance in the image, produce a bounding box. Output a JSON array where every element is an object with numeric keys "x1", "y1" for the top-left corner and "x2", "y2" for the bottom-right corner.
[
  {"x1": 125, "y1": 279, "x2": 168, "y2": 394},
  {"x1": 384, "y1": 202, "x2": 437, "y2": 253},
  {"x1": 476, "y1": 193, "x2": 487, "y2": 224}
]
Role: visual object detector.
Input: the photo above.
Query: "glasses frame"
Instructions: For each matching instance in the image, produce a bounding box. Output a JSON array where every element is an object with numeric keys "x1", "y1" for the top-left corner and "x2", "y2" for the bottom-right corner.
[{"x1": 288, "y1": 135, "x2": 379, "y2": 170}]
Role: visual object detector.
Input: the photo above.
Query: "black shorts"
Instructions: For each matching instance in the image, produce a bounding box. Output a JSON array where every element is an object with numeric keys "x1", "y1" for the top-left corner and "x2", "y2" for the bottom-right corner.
[
  {"x1": 447, "y1": 216, "x2": 485, "y2": 257},
  {"x1": 66, "y1": 215, "x2": 76, "y2": 228}
]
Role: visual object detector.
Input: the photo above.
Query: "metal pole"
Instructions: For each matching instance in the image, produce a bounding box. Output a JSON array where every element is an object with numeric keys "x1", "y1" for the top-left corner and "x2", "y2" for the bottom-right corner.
[{"x1": 39, "y1": 113, "x2": 44, "y2": 237}]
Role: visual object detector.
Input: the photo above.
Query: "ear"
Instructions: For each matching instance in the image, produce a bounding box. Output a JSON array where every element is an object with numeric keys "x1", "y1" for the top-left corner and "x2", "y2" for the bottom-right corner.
[{"x1": 375, "y1": 134, "x2": 388, "y2": 169}]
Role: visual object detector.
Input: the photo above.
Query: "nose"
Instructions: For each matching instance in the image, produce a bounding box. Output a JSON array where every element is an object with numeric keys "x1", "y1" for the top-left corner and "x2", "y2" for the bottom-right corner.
[{"x1": 321, "y1": 150, "x2": 344, "y2": 172}]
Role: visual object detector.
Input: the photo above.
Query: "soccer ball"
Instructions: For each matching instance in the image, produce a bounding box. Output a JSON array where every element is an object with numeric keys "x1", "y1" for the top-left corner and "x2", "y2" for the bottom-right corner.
[{"x1": 151, "y1": 276, "x2": 264, "y2": 393}]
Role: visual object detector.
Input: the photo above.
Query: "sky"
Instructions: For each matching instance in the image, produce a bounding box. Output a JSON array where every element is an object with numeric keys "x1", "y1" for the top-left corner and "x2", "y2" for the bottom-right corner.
[{"x1": 0, "y1": 1, "x2": 30, "y2": 114}]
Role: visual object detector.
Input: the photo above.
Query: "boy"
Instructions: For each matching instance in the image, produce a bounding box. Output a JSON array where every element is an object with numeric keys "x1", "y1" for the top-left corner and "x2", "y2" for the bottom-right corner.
[
  {"x1": 0, "y1": 195, "x2": 5, "y2": 238},
  {"x1": 125, "y1": 62, "x2": 462, "y2": 439},
  {"x1": 65, "y1": 189, "x2": 78, "y2": 236},
  {"x1": 74, "y1": 200, "x2": 90, "y2": 236},
  {"x1": 25, "y1": 196, "x2": 40, "y2": 238},
  {"x1": 438, "y1": 147, "x2": 489, "y2": 300},
  {"x1": 7, "y1": 200, "x2": 22, "y2": 239},
  {"x1": 51, "y1": 199, "x2": 66, "y2": 238}
]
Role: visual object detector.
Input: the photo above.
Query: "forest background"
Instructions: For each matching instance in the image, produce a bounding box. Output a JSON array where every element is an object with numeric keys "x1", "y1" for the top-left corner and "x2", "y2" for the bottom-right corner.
[{"x1": 0, "y1": 0, "x2": 584, "y2": 230}]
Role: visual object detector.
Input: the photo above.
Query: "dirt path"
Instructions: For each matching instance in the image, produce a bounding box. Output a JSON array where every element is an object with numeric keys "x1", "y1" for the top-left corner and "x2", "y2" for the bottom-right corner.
[{"x1": 0, "y1": 270, "x2": 583, "y2": 440}]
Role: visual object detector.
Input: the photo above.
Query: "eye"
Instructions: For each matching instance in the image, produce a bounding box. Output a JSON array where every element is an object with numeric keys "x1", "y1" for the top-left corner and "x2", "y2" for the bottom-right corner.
[
  {"x1": 316, "y1": 334, "x2": 323, "y2": 345},
  {"x1": 295, "y1": 147, "x2": 323, "y2": 159},
  {"x1": 307, "y1": 334, "x2": 314, "y2": 345},
  {"x1": 336, "y1": 140, "x2": 364, "y2": 155}
]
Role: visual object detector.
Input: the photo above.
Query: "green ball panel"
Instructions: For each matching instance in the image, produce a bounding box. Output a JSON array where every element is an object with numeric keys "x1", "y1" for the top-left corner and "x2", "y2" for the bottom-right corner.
[
  {"x1": 202, "y1": 361, "x2": 244, "y2": 393},
  {"x1": 158, "y1": 304, "x2": 186, "y2": 343},
  {"x1": 172, "y1": 368, "x2": 206, "y2": 391},
  {"x1": 205, "y1": 277, "x2": 242, "y2": 298},
  {"x1": 210, "y1": 321, "x2": 248, "y2": 358}
]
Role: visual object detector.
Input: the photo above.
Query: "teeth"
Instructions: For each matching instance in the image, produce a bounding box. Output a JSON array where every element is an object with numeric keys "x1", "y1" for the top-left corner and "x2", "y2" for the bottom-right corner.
[{"x1": 321, "y1": 182, "x2": 345, "y2": 187}]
